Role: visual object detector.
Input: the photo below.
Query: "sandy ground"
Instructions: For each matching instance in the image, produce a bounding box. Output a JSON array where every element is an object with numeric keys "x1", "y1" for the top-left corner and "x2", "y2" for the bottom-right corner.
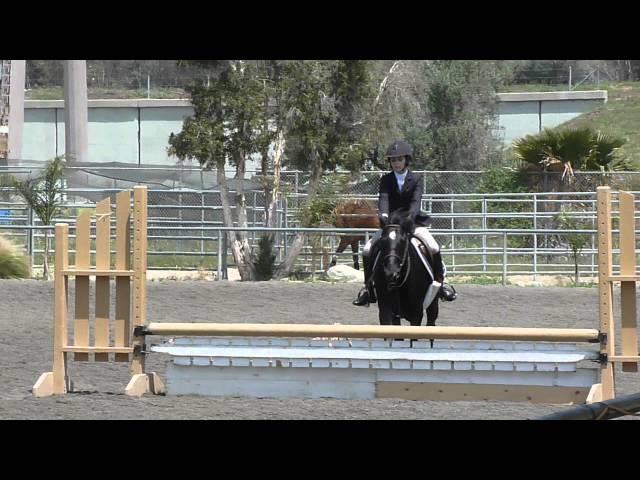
[{"x1": 1, "y1": 279, "x2": 638, "y2": 420}]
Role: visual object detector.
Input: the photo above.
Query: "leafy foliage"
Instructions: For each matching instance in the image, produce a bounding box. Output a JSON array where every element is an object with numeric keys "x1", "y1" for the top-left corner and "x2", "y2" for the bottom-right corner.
[{"x1": 0, "y1": 236, "x2": 29, "y2": 279}]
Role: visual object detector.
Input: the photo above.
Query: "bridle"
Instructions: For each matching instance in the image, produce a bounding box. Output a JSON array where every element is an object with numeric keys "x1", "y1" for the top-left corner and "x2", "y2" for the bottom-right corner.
[{"x1": 380, "y1": 224, "x2": 411, "y2": 289}]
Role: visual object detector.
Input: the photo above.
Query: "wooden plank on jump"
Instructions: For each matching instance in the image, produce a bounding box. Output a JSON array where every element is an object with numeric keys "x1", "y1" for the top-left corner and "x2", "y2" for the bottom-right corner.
[
  {"x1": 374, "y1": 382, "x2": 591, "y2": 404},
  {"x1": 619, "y1": 192, "x2": 638, "y2": 373},
  {"x1": 144, "y1": 323, "x2": 600, "y2": 343},
  {"x1": 63, "y1": 269, "x2": 134, "y2": 276},
  {"x1": 608, "y1": 275, "x2": 640, "y2": 282},
  {"x1": 94, "y1": 198, "x2": 111, "y2": 362},
  {"x1": 597, "y1": 186, "x2": 616, "y2": 400},
  {"x1": 62, "y1": 346, "x2": 134, "y2": 354},
  {"x1": 115, "y1": 190, "x2": 131, "y2": 362},
  {"x1": 73, "y1": 211, "x2": 90, "y2": 362}
]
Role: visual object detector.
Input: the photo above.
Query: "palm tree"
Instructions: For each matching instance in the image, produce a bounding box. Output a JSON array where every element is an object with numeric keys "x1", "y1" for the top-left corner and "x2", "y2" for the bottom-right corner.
[
  {"x1": 513, "y1": 127, "x2": 630, "y2": 186},
  {"x1": 12, "y1": 156, "x2": 66, "y2": 280}
]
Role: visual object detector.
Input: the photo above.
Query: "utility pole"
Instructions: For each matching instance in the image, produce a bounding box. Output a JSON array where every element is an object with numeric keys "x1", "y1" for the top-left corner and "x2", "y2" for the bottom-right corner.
[
  {"x1": 63, "y1": 60, "x2": 88, "y2": 163},
  {"x1": 0, "y1": 60, "x2": 25, "y2": 165}
]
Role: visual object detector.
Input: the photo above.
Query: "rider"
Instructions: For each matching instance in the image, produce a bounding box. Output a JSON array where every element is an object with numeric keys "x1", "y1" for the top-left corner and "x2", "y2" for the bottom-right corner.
[{"x1": 353, "y1": 140, "x2": 457, "y2": 306}]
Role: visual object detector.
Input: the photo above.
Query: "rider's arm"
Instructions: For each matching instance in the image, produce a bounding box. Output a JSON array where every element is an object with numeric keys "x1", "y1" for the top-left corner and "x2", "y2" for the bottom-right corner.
[
  {"x1": 378, "y1": 174, "x2": 390, "y2": 224},
  {"x1": 408, "y1": 173, "x2": 423, "y2": 217}
]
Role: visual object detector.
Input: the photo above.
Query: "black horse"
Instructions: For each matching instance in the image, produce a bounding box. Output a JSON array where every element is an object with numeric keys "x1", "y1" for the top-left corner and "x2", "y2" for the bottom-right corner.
[{"x1": 371, "y1": 209, "x2": 440, "y2": 329}]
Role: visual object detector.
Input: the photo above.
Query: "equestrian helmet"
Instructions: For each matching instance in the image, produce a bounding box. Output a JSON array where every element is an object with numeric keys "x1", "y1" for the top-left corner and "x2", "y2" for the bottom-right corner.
[{"x1": 386, "y1": 140, "x2": 413, "y2": 164}]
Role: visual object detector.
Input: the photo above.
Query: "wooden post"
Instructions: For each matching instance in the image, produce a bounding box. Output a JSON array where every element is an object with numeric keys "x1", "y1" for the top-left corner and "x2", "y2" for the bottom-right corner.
[
  {"x1": 597, "y1": 186, "x2": 616, "y2": 400},
  {"x1": 73, "y1": 211, "x2": 91, "y2": 362},
  {"x1": 131, "y1": 186, "x2": 147, "y2": 376},
  {"x1": 94, "y1": 198, "x2": 111, "y2": 362},
  {"x1": 619, "y1": 191, "x2": 638, "y2": 373},
  {"x1": 115, "y1": 190, "x2": 132, "y2": 363},
  {"x1": 126, "y1": 186, "x2": 163, "y2": 396},
  {"x1": 52, "y1": 224, "x2": 70, "y2": 394},
  {"x1": 32, "y1": 224, "x2": 70, "y2": 396}
]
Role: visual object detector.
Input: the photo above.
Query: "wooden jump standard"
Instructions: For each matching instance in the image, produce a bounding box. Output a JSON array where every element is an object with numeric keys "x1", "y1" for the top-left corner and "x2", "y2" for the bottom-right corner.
[{"x1": 32, "y1": 186, "x2": 638, "y2": 404}]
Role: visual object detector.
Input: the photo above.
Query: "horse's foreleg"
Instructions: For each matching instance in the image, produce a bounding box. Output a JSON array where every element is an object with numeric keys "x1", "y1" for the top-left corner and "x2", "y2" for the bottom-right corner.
[
  {"x1": 406, "y1": 306, "x2": 424, "y2": 346},
  {"x1": 330, "y1": 238, "x2": 350, "y2": 268},
  {"x1": 425, "y1": 296, "x2": 439, "y2": 348},
  {"x1": 351, "y1": 240, "x2": 360, "y2": 270},
  {"x1": 378, "y1": 300, "x2": 394, "y2": 327}
]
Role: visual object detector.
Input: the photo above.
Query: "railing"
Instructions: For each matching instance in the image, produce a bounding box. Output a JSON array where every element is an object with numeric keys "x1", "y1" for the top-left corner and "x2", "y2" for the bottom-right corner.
[{"x1": 1, "y1": 187, "x2": 638, "y2": 282}]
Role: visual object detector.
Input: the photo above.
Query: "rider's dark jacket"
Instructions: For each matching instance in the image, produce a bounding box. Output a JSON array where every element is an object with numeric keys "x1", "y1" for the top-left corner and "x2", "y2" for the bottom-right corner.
[{"x1": 378, "y1": 169, "x2": 423, "y2": 220}]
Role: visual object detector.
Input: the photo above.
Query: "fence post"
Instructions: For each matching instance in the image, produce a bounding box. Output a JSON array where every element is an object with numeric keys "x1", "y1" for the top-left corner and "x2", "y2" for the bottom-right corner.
[
  {"x1": 283, "y1": 196, "x2": 288, "y2": 260},
  {"x1": 591, "y1": 197, "x2": 596, "y2": 277},
  {"x1": 450, "y1": 198, "x2": 455, "y2": 272},
  {"x1": 222, "y1": 231, "x2": 228, "y2": 280},
  {"x1": 27, "y1": 206, "x2": 34, "y2": 275},
  {"x1": 200, "y1": 193, "x2": 205, "y2": 257},
  {"x1": 482, "y1": 197, "x2": 487, "y2": 273},
  {"x1": 533, "y1": 193, "x2": 537, "y2": 280},
  {"x1": 502, "y1": 232, "x2": 508, "y2": 286},
  {"x1": 217, "y1": 229, "x2": 222, "y2": 281}
]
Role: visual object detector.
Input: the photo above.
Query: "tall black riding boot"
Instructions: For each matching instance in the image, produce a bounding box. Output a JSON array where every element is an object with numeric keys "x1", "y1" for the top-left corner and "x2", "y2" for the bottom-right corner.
[
  {"x1": 431, "y1": 251, "x2": 445, "y2": 283},
  {"x1": 352, "y1": 254, "x2": 376, "y2": 306},
  {"x1": 432, "y1": 251, "x2": 457, "y2": 302}
]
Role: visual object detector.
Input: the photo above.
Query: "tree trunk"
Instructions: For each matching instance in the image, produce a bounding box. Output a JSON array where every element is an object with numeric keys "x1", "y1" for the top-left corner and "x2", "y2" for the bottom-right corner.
[
  {"x1": 272, "y1": 232, "x2": 307, "y2": 280},
  {"x1": 216, "y1": 159, "x2": 254, "y2": 281},
  {"x1": 273, "y1": 149, "x2": 323, "y2": 280},
  {"x1": 266, "y1": 130, "x2": 285, "y2": 228},
  {"x1": 233, "y1": 151, "x2": 255, "y2": 280}
]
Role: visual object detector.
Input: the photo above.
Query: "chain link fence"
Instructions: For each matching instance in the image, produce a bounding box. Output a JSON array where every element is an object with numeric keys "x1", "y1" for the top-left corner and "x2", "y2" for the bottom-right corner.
[{"x1": 1, "y1": 165, "x2": 639, "y2": 279}]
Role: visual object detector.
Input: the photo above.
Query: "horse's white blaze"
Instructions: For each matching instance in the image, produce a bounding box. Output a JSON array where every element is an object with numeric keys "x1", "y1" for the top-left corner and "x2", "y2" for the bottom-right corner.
[{"x1": 389, "y1": 231, "x2": 396, "y2": 240}]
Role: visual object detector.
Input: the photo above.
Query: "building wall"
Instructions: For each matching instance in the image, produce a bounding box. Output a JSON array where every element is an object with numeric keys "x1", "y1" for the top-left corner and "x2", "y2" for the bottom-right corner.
[
  {"x1": 21, "y1": 91, "x2": 608, "y2": 166},
  {"x1": 495, "y1": 90, "x2": 607, "y2": 144}
]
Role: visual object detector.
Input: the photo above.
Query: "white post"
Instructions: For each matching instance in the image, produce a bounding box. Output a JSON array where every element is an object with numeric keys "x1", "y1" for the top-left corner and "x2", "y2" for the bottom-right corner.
[
  {"x1": 533, "y1": 194, "x2": 537, "y2": 280},
  {"x1": 7, "y1": 60, "x2": 25, "y2": 163},
  {"x1": 502, "y1": 232, "x2": 508, "y2": 286},
  {"x1": 481, "y1": 197, "x2": 487, "y2": 273},
  {"x1": 63, "y1": 60, "x2": 88, "y2": 163}
]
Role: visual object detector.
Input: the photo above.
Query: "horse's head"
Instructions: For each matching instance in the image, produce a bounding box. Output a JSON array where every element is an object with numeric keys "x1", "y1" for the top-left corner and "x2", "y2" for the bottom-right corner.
[{"x1": 378, "y1": 210, "x2": 415, "y2": 290}]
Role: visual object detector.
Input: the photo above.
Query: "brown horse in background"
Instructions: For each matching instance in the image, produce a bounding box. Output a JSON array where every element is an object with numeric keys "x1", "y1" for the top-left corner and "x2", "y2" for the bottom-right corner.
[{"x1": 329, "y1": 199, "x2": 380, "y2": 270}]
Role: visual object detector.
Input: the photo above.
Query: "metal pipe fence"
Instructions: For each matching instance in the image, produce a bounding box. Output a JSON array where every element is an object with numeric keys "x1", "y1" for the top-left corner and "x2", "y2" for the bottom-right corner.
[{"x1": 0, "y1": 184, "x2": 637, "y2": 282}]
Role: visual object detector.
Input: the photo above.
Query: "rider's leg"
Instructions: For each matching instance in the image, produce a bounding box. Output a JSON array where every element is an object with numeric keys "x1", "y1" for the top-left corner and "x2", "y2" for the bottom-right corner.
[
  {"x1": 413, "y1": 227, "x2": 457, "y2": 301},
  {"x1": 413, "y1": 227, "x2": 445, "y2": 281},
  {"x1": 353, "y1": 231, "x2": 380, "y2": 306}
]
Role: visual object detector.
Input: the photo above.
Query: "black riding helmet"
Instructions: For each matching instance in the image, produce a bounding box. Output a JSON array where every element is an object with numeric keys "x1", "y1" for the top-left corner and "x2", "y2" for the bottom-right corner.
[{"x1": 385, "y1": 140, "x2": 413, "y2": 165}]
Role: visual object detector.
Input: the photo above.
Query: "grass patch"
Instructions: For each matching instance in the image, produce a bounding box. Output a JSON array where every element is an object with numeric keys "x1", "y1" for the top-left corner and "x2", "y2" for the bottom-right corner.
[{"x1": 26, "y1": 87, "x2": 189, "y2": 100}]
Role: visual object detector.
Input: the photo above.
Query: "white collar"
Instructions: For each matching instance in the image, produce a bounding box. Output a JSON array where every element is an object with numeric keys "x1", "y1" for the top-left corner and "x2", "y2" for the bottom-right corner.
[{"x1": 393, "y1": 169, "x2": 408, "y2": 178}]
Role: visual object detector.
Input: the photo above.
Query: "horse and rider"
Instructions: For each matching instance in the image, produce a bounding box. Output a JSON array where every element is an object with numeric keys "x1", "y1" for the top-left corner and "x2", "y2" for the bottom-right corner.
[{"x1": 351, "y1": 140, "x2": 457, "y2": 316}]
